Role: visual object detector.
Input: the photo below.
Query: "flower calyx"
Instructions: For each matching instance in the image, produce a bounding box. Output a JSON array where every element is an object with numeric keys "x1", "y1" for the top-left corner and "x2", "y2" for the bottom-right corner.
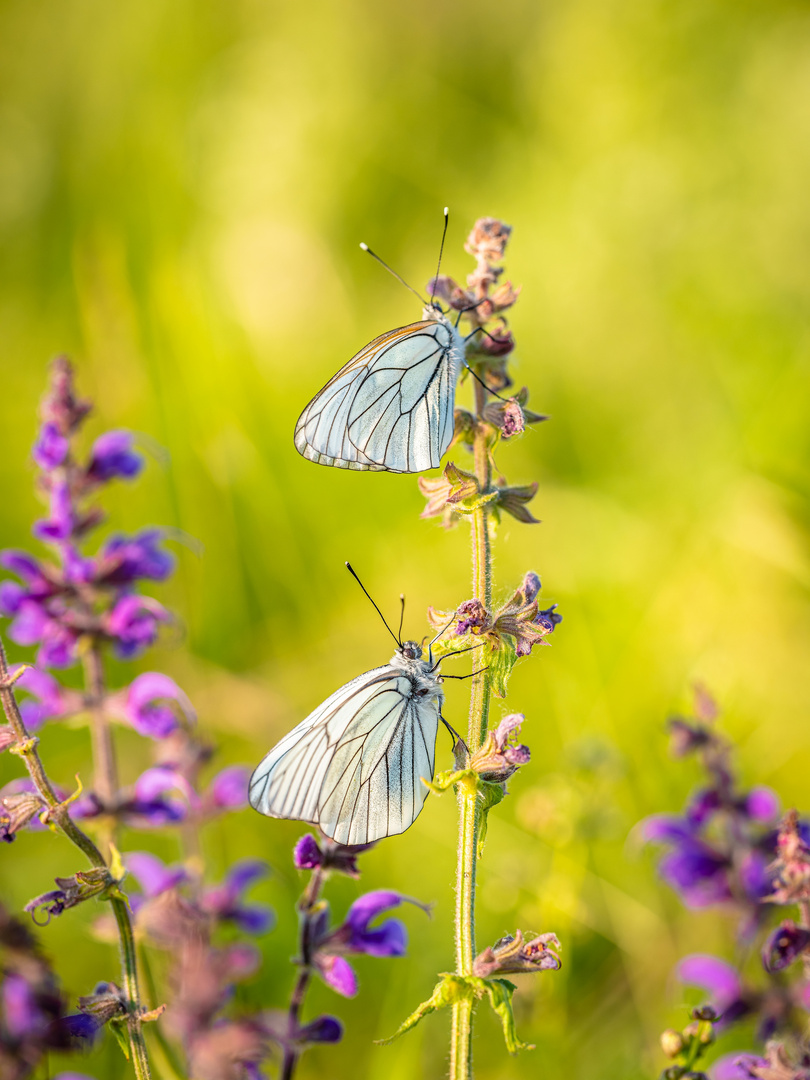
[
  {"x1": 418, "y1": 462, "x2": 497, "y2": 525},
  {"x1": 472, "y1": 929, "x2": 561, "y2": 978},
  {"x1": 767, "y1": 810, "x2": 810, "y2": 905},
  {"x1": 469, "y1": 714, "x2": 531, "y2": 784},
  {"x1": 24, "y1": 864, "x2": 121, "y2": 925}
]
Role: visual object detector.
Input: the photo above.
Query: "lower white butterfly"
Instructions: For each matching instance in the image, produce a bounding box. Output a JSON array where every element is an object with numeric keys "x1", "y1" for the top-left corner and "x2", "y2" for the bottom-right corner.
[
  {"x1": 294, "y1": 209, "x2": 468, "y2": 474},
  {"x1": 249, "y1": 565, "x2": 471, "y2": 845}
]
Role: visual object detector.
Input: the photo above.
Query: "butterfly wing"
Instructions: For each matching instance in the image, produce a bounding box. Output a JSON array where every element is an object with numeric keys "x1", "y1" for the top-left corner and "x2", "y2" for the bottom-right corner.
[
  {"x1": 248, "y1": 665, "x2": 440, "y2": 845},
  {"x1": 294, "y1": 319, "x2": 463, "y2": 473}
]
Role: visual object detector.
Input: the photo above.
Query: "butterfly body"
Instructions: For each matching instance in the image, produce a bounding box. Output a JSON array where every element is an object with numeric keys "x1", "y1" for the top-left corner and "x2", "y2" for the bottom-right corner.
[
  {"x1": 248, "y1": 640, "x2": 444, "y2": 845},
  {"x1": 294, "y1": 307, "x2": 465, "y2": 474}
]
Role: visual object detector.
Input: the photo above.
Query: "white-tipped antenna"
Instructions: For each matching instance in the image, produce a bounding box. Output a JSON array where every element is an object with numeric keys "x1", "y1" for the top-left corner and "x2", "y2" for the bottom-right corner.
[
  {"x1": 345, "y1": 562, "x2": 402, "y2": 647},
  {"x1": 429, "y1": 207, "x2": 450, "y2": 308},
  {"x1": 359, "y1": 242, "x2": 427, "y2": 305}
]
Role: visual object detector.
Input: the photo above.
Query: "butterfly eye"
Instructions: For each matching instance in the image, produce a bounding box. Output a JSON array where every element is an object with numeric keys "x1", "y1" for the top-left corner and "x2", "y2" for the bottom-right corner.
[{"x1": 415, "y1": 688, "x2": 430, "y2": 698}]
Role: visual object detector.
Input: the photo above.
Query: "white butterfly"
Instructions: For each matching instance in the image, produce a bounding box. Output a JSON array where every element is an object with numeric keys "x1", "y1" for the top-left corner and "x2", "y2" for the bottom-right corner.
[
  {"x1": 248, "y1": 639, "x2": 445, "y2": 845},
  {"x1": 294, "y1": 305, "x2": 465, "y2": 474},
  {"x1": 249, "y1": 567, "x2": 471, "y2": 845}
]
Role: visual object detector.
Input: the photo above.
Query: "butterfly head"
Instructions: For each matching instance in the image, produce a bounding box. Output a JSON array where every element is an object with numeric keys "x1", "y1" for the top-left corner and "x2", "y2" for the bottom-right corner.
[
  {"x1": 399, "y1": 640, "x2": 423, "y2": 661},
  {"x1": 423, "y1": 302, "x2": 448, "y2": 324}
]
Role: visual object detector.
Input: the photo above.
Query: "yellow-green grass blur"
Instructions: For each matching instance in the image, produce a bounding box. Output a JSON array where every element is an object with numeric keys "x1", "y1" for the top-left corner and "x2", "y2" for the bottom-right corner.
[{"x1": 1, "y1": 1, "x2": 809, "y2": 1077}]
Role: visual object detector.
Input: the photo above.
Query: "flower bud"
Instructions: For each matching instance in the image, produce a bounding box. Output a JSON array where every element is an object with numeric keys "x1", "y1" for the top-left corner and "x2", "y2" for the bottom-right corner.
[{"x1": 660, "y1": 1029, "x2": 685, "y2": 1058}]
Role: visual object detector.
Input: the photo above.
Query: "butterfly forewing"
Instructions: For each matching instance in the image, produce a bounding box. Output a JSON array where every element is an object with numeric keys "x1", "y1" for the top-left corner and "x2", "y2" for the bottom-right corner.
[
  {"x1": 248, "y1": 663, "x2": 440, "y2": 845},
  {"x1": 294, "y1": 317, "x2": 463, "y2": 473}
]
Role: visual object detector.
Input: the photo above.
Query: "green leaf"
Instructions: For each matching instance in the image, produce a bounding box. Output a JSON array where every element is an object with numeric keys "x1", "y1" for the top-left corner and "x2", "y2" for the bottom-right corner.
[
  {"x1": 109, "y1": 1018, "x2": 131, "y2": 1060},
  {"x1": 477, "y1": 781, "x2": 506, "y2": 858},
  {"x1": 375, "y1": 974, "x2": 471, "y2": 1045},
  {"x1": 489, "y1": 636, "x2": 517, "y2": 698},
  {"x1": 480, "y1": 978, "x2": 534, "y2": 1054}
]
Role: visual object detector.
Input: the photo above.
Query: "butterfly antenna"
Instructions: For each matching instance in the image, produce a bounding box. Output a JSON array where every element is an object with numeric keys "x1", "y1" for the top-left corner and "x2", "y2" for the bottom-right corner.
[
  {"x1": 359, "y1": 242, "x2": 428, "y2": 305},
  {"x1": 345, "y1": 562, "x2": 402, "y2": 647},
  {"x1": 428, "y1": 614, "x2": 456, "y2": 647},
  {"x1": 429, "y1": 206, "x2": 450, "y2": 308},
  {"x1": 398, "y1": 593, "x2": 406, "y2": 644}
]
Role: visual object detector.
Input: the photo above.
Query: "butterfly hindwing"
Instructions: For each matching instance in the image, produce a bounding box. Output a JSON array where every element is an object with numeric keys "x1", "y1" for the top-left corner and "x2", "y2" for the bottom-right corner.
[
  {"x1": 294, "y1": 317, "x2": 463, "y2": 473},
  {"x1": 248, "y1": 664, "x2": 440, "y2": 845}
]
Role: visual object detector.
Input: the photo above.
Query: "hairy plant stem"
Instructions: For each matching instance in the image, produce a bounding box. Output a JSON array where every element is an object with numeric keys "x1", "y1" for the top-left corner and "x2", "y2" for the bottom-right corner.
[
  {"x1": 282, "y1": 868, "x2": 326, "y2": 1080},
  {"x1": 451, "y1": 376, "x2": 493, "y2": 1080},
  {"x1": 0, "y1": 635, "x2": 152, "y2": 1080}
]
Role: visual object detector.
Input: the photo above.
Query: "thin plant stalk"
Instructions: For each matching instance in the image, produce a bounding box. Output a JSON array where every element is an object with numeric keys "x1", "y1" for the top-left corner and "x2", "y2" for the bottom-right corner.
[
  {"x1": 282, "y1": 869, "x2": 326, "y2": 1080},
  {"x1": 0, "y1": 634, "x2": 153, "y2": 1080},
  {"x1": 451, "y1": 377, "x2": 493, "y2": 1080}
]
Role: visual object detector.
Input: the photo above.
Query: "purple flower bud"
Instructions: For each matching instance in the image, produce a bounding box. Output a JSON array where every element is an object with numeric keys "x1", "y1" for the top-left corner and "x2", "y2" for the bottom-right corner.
[
  {"x1": 120, "y1": 673, "x2": 194, "y2": 739},
  {"x1": 667, "y1": 716, "x2": 712, "y2": 757},
  {"x1": 315, "y1": 955, "x2": 357, "y2": 998},
  {"x1": 536, "y1": 604, "x2": 562, "y2": 633},
  {"x1": 126, "y1": 852, "x2": 188, "y2": 898},
  {"x1": 0, "y1": 581, "x2": 26, "y2": 615},
  {"x1": 105, "y1": 594, "x2": 169, "y2": 659},
  {"x1": 62, "y1": 545, "x2": 95, "y2": 585},
  {"x1": 659, "y1": 841, "x2": 732, "y2": 907},
  {"x1": 37, "y1": 623, "x2": 79, "y2": 669},
  {"x1": 761, "y1": 920, "x2": 810, "y2": 973},
  {"x1": 32, "y1": 422, "x2": 69, "y2": 471},
  {"x1": 98, "y1": 530, "x2": 174, "y2": 585},
  {"x1": 455, "y1": 599, "x2": 489, "y2": 636},
  {"x1": 298, "y1": 1015, "x2": 343, "y2": 1044},
  {"x1": 206, "y1": 765, "x2": 250, "y2": 811},
  {"x1": 685, "y1": 788, "x2": 721, "y2": 828},
  {"x1": 33, "y1": 480, "x2": 74, "y2": 542},
  {"x1": 294, "y1": 834, "x2": 322, "y2": 870},
  {"x1": 62, "y1": 1012, "x2": 102, "y2": 1041},
  {"x1": 86, "y1": 430, "x2": 143, "y2": 483}
]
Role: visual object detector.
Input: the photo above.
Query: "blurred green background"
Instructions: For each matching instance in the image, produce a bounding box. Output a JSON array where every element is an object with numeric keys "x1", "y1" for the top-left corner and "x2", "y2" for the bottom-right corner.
[{"x1": 2, "y1": 0, "x2": 810, "y2": 1077}]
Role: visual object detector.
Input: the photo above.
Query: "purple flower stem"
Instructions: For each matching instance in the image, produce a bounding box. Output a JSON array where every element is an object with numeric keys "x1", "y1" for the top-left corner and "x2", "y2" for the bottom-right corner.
[
  {"x1": 0, "y1": 633, "x2": 153, "y2": 1080},
  {"x1": 282, "y1": 868, "x2": 326, "y2": 1080}
]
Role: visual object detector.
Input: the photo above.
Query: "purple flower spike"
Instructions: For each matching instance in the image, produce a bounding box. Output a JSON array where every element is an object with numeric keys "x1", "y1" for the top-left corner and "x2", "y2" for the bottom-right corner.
[
  {"x1": 659, "y1": 840, "x2": 732, "y2": 907},
  {"x1": 32, "y1": 423, "x2": 69, "y2": 471},
  {"x1": 87, "y1": 430, "x2": 143, "y2": 482},
  {"x1": 126, "y1": 851, "x2": 188, "y2": 898},
  {"x1": 98, "y1": 529, "x2": 174, "y2": 585},
  {"x1": 297, "y1": 1015, "x2": 343, "y2": 1044},
  {"x1": 761, "y1": 920, "x2": 810, "y2": 973},
  {"x1": 207, "y1": 765, "x2": 250, "y2": 811},
  {"x1": 121, "y1": 673, "x2": 194, "y2": 739},
  {"x1": 200, "y1": 860, "x2": 274, "y2": 935},
  {"x1": 316, "y1": 955, "x2": 357, "y2": 998},
  {"x1": 294, "y1": 834, "x2": 322, "y2": 870}
]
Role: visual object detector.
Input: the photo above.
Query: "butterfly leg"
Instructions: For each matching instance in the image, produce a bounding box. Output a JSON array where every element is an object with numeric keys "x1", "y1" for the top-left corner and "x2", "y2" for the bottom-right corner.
[{"x1": 439, "y1": 712, "x2": 469, "y2": 758}]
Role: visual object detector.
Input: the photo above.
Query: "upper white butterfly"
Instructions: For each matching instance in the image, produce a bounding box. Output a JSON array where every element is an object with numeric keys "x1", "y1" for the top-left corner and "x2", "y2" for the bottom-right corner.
[
  {"x1": 248, "y1": 639, "x2": 445, "y2": 846},
  {"x1": 294, "y1": 303, "x2": 466, "y2": 473}
]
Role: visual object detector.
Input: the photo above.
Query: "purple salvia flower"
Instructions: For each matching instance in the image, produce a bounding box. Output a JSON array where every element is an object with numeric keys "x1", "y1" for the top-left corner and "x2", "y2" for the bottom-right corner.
[
  {"x1": 659, "y1": 838, "x2": 732, "y2": 908},
  {"x1": 105, "y1": 594, "x2": 169, "y2": 659},
  {"x1": 15, "y1": 666, "x2": 76, "y2": 730},
  {"x1": 297, "y1": 1016, "x2": 343, "y2": 1044},
  {"x1": 33, "y1": 479, "x2": 74, "y2": 542},
  {"x1": 204, "y1": 765, "x2": 250, "y2": 812},
  {"x1": 326, "y1": 890, "x2": 411, "y2": 957},
  {"x1": 455, "y1": 599, "x2": 488, "y2": 636},
  {"x1": 712, "y1": 1054, "x2": 770, "y2": 1080},
  {"x1": 32, "y1": 422, "x2": 69, "y2": 471},
  {"x1": 126, "y1": 852, "x2": 189, "y2": 899},
  {"x1": 677, "y1": 954, "x2": 749, "y2": 1023},
  {"x1": 314, "y1": 955, "x2": 358, "y2": 998},
  {"x1": 2, "y1": 972, "x2": 45, "y2": 1037},
  {"x1": 294, "y1": 834, "x2": 322, "y2": 870},
  {"x1": 744, "y1": 787, "x2": 780, "y2": 824},
  {"x1": 86, "y1": 430, "x2": 143, "y2": 482},
  {"x1": 761, "y1": 920, "x2": 810, "y2": 973},
  {"x1": 62, "y1": 545, "x2": 95, "y2": 585},
  {"x1": 200, "y1": 860, "x2": 274, "y2": 935},
  {"x1": 97, "y1": 529, "x2": 174, "y2": 585},
  {"x1": 116, "y1": 672, "x2": 194, "y2": 739}
]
